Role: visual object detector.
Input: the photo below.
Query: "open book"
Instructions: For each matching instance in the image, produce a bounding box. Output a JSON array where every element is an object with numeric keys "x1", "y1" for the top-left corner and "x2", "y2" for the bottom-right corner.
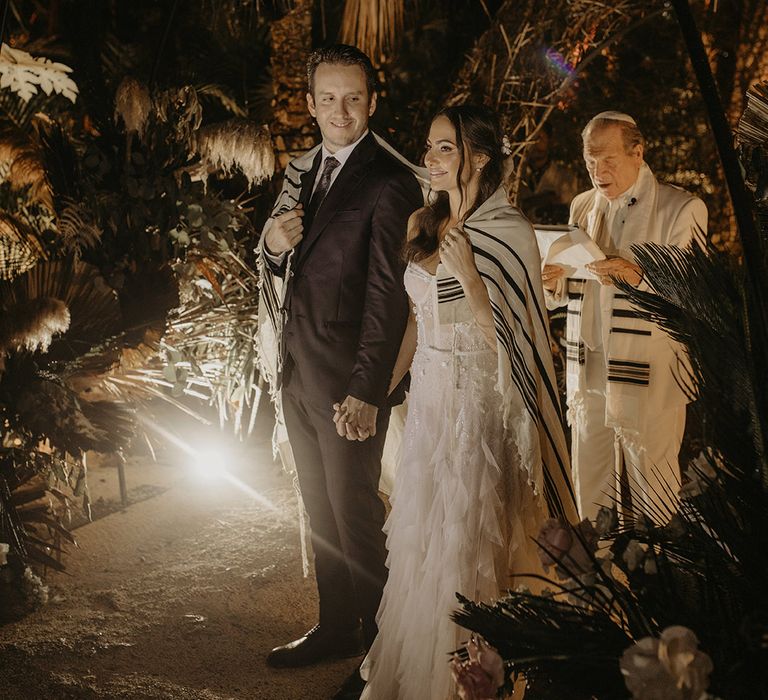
[{"x1": 534, "y1": 224, "x2": 606, "y2": 281}]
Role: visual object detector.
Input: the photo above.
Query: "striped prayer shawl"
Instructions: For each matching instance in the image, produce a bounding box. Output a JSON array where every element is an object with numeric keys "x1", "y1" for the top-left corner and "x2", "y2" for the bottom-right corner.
[
  {"x1": 255, "y1": 143, "x2": 319, "y2": 402},
  {"x1": 564, "y1": 279, "x2": 652, "y2": 431},
  {"x1": 446, "y1": 188, "x2": 578, "y2": 521}
]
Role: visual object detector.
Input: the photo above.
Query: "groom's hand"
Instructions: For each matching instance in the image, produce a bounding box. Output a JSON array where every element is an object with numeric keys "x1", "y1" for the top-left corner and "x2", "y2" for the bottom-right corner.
[
  {"x1": 265, "y1": 204, "x2": 304, "y2": 255},
  {"x1": 332, "y1": 396, "x2": 378, "y2": 441}
]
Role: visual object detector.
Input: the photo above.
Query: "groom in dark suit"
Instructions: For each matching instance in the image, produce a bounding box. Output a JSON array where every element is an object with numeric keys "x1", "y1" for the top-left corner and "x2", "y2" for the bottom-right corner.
[{"x1": 261, "y1": 44, "x2": 422, "y2": 673}]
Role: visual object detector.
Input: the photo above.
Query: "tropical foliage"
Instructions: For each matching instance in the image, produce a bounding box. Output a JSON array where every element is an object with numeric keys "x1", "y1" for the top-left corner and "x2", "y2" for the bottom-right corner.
[{"x1": 0, "y1": 12, "x2": 275, "y2": 617}]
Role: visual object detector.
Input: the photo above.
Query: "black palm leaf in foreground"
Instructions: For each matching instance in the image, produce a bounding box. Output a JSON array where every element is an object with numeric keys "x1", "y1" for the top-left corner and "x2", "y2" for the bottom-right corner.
[
  {"x1": 453, "y1": 592, "x2": 632, "y2": 699},
  {"x1": 453, "y1": 242, "x2": 768, "y2": 699}
]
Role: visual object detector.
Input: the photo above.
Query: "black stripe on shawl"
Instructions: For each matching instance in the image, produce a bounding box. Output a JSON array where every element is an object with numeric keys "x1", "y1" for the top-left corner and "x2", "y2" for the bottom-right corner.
[
  {"x1": 488, "y1": 300, "x2": 539, "y2": 416},
  {"x1": 607, "y1": 376, "x2": 650, "y2": 386},
  {"x1": 480, "y1": 268, "x2": 564, "y2": 428},
  {"x1": 439, "y1": 291, "x2": 466, "y2": 303},
  {"x1": 536, "y1": 405, "x2": 578, "y2": 516},
  {"x1": 612, "y1": 327, "x2": 651, "y2": 336},
  {"x1": 612, "y1": 309, "x2": 642, "y2": 319},
  {"x1": 464, "y1": 223, "x2": 549, "y2": 334},
  {"x1": 608, "y1": 359, "x2": 650, "y2": 369},
  {"x1": 484, "y1": 282, "x2": 539, "y2": 408},
  {"x1": 463, "y1": 220, "x2": 575, "y2": 514}
]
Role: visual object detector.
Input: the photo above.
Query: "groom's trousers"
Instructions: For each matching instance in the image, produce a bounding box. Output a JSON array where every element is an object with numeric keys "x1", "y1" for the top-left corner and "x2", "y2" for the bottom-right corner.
[{"x1": 282, "y1": 356, "x2": 390, "y2": 648}]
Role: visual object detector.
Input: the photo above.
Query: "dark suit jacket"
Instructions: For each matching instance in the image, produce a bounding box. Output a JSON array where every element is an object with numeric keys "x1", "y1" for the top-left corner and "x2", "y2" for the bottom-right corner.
[{"x1": 277, "y1": 132, "x2": 422, "y2": 409}]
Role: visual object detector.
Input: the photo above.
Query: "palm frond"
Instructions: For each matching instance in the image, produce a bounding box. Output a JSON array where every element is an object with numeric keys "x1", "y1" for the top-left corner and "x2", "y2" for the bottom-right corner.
[
  {"x1": 56, "y1": 200, "x2": 103, "y2": 257},
  {"x1": 0, "y1": 211, "x2": 47, "y2": 280},
  {"x1": 195, "y1": 83, "x2": 247, "y2": 118},
  {"x1": 0, "y1": 259, "x2": 123, "y2": 368},
  {"x1": 622, "y1": 240, "x2": 764, "y2": 479},
  {"x1": 453, "y1": 593, "x2": 631, "y2": 699}
]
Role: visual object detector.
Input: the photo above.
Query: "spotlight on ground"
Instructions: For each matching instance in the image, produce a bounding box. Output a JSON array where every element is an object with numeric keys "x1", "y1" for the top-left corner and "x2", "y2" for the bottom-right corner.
[{"x1": 190, "y1": 445, "x2": 232, "y2": 480}]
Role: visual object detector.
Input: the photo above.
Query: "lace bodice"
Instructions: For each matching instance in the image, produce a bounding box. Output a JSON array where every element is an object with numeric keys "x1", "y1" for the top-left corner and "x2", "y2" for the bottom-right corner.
[{"x1": 404, "y1": 262, "x2": 491, "y2": 355}]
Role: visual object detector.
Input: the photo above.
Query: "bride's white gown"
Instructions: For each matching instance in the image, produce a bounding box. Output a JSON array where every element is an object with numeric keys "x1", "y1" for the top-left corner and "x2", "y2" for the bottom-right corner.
[{"x1": 361, "y1": 262, "x2": 544, "y2": 700}]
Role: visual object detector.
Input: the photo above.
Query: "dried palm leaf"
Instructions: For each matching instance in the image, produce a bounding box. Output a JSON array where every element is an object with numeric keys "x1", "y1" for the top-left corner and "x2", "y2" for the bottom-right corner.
[
  {"x1": 155, "y1": 85, "x2": 203, "y2": 146},
  {"x1": 339, "y1": 0, "x2": 405, "y2": 65},
  {"x1": 0, "y1": 259, "x2": 122, "y2": 369},
  {"x1": 0, "y1": 43, "x2": 78, "y2": 104},
  {"x1": 195, "y1": 83, "x2": 247, "y2": 118}
]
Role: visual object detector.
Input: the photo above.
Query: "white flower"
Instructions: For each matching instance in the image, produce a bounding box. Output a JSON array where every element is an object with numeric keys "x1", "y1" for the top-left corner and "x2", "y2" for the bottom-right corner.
[
  {"x1": 659, "y1": 626, "x2": 713, "y2": 696},
  {"x1": 623, "y1": 540, "x2": 648, "y2": 572},
  {"x1": 620, "y1": 626, "x2": 714, "y2": 700},
  {"x1": 22, "y1": 566, "x2": 49, "y2": 607},
  {"x1": 595, "y1": 505, "x2": 619, "y2": 536},
  {"x1": 680, "y1": 451, "x2": 719, "y2": 499}
]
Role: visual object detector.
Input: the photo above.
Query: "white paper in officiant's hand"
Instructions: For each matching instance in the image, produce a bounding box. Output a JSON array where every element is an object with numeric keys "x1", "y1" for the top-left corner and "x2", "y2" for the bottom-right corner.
[{"x1": 534, "y1": 224, "x2": 606, "y2": 280}]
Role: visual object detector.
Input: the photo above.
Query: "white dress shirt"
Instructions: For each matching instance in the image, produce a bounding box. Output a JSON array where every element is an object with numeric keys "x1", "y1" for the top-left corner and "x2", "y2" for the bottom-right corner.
[{"x1": 588, "y1": 177, "x2": 642, "y2": 349}]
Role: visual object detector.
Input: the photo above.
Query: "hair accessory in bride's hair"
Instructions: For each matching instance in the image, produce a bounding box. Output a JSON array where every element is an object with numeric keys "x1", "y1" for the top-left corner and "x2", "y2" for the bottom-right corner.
[{"x1": 501, "y1": 135, "x2": 512, "y2": 156}]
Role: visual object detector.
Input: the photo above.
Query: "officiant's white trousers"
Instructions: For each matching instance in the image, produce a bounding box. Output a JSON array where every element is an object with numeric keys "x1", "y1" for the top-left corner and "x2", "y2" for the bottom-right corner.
[{"x1": 571, "y1": 349, "x2": 686, "y2": 522}]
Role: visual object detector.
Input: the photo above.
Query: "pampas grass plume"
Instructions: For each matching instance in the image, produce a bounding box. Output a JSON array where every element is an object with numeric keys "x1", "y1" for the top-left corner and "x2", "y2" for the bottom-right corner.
[
  {"x1": 192, "y1": 119, "x2": 275, "y2": 188},
  {"x1": 0, "y1": 297, "x2": 71, "y2": 354},
  {"x1": 114, "y1": 76, "x2": 152, "y2": 139}
]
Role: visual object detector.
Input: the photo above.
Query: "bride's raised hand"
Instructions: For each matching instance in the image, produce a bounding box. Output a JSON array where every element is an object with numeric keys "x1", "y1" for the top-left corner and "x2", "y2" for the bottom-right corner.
[{"x1": 439, "y1": 227, "x2": 479, "y2": 285}]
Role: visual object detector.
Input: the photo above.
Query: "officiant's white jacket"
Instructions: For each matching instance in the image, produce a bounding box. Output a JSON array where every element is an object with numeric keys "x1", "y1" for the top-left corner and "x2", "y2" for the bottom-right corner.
[{"x1": 547, "y1": 163, "x2": 707, "y2": 518}]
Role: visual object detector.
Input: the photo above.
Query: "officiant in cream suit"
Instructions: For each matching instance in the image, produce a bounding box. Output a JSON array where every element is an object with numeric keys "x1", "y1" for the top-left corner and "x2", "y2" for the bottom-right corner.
[{"x1": 543, "y1": 111, "x2": 708, "y2": 520}]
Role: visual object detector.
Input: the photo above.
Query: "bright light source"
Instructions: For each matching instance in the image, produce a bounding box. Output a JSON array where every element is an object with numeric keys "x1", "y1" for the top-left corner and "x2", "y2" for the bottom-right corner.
[{"x1": 190, "y1": 447, "x2": 231, "y2": 480}]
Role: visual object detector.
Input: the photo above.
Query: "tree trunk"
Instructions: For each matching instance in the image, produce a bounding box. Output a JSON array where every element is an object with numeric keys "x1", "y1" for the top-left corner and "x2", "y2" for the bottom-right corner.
[{"x1": 269, "y1": 0, "x2": 315, "y2": 171}]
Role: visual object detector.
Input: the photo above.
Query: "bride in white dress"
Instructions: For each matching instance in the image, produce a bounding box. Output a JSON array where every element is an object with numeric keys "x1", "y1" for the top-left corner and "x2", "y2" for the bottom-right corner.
[{"x1": 359, "y1": 106, "x2": 577, "y2": 699}]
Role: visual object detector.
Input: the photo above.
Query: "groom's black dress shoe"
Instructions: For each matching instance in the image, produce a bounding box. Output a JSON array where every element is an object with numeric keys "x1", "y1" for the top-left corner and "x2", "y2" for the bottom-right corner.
[
  {"x1": 332, "y1": 667, "x2": 365, "y2": 700},
  {"x1": 266, "y1": 625, "x2": 364, "y2": 668}
]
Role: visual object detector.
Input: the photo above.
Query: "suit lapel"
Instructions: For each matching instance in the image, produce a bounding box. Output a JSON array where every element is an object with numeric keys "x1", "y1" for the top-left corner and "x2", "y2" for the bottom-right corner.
[{"x1": 296, "y1": 133, "x2": 377, "y2": 267}]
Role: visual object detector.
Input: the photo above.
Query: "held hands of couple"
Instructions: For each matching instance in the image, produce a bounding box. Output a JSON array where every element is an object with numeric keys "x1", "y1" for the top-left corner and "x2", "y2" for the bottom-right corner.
[
  {"x1": 332, "y1": 396, "x2": 379, "y2": 442},
  {"x1": 586, "y1": 255, "x2": 643, "y2": 287},
  {"x1": 265, "y1": 204, "x2": 304, "y2": 255},
  {"x1": 439, "y1": 227, "x2": 477, "y2": 283}
]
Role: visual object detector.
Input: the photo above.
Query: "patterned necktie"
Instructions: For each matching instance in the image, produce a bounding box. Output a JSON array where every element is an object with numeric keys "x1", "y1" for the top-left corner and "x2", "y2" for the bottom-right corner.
[{"x1": 306, "y1": 155, "x2": 340, "y2": 224}]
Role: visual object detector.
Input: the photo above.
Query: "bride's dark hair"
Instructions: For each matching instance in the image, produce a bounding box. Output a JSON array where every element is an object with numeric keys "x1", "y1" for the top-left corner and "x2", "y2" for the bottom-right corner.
[{"x1": 405, "y1": 105, "x2": 505, "y2": 263}]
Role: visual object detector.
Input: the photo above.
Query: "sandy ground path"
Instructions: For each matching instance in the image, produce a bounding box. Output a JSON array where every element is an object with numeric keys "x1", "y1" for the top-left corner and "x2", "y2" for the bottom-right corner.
[{"x1": 0, "y1": 442, "x2": 361, "y2": 699}]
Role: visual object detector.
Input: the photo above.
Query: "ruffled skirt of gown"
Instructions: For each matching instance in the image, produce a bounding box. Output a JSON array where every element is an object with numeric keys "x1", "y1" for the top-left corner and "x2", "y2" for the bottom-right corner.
[{"x1": 361, "y1": 311, "x2": 545, "y2": 700}]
